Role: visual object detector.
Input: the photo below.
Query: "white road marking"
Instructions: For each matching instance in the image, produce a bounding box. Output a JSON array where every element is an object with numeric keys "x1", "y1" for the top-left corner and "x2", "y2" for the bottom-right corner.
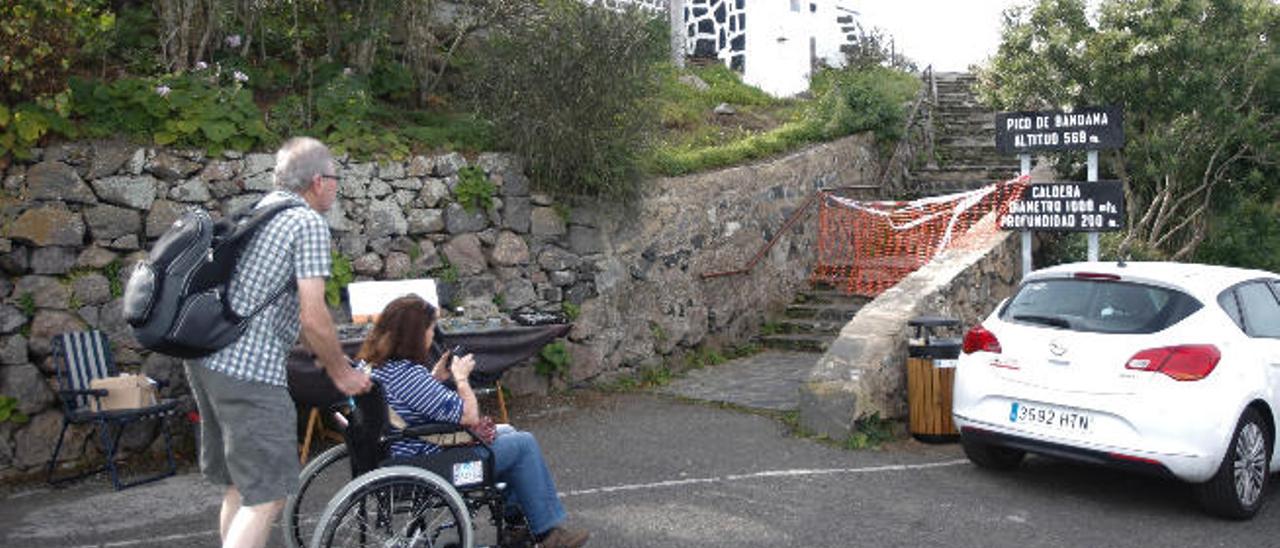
[
  {"x1": 49, "y1": 459, "x2": 969, "y2": 547},
  {"x1": 561, "y1": 459, "x2": 968, "y2": 497}
]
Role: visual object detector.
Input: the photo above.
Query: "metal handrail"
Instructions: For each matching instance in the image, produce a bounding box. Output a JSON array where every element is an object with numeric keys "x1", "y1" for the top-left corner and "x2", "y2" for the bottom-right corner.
[{"x1": 700, "y1": 185, "x2": 877, "y2": 279}]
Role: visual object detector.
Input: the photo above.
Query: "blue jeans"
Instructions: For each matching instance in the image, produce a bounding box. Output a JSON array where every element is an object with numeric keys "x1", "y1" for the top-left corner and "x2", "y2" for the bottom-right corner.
[{"x1": 477, "y1": 431, "x2": 567, "y2": 536}]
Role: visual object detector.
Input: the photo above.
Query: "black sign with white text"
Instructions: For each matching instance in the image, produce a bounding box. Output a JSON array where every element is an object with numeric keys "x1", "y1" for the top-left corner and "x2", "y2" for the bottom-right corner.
[
  {"x1": 1000, "y1": 181, "x2": 1125, "y2": 232},
  {"x1": 995, "y1": 105, "x2": 1124, "y2": 155}
]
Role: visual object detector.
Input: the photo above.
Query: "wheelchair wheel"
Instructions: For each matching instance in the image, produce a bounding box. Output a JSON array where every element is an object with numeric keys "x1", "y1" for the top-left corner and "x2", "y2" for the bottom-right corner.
[
  {"x1": 286, "y1": 444, "x2": 352, "y2": 548},
  {"x1": 310, "y1": 466, "x2": 473, "y2": 548}
]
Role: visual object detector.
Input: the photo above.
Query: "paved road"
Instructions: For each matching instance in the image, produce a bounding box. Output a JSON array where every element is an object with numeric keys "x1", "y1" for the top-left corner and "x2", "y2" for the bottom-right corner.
[{"x1": 4, "y1": 366, "x2": 1280, "y2": 546}]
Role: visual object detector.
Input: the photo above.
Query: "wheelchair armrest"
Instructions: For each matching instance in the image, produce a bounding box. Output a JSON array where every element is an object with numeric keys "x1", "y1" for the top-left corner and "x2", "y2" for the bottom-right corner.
[{"x1": 400, "y1": 422, "x2": 468, "y2": 438}]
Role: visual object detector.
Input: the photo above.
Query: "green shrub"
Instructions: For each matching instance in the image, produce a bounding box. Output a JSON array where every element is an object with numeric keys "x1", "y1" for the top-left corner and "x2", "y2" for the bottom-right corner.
[
  {"x1": 1196, "y1": 199, "x2": 1280, "y2": 272},
  {"x1": 326, "y1": 252, "x2": 354, "y2": 308},
  {"x1": 71, "y1": 66, "x2": 275, "y2": 155},
  {"x1": 454, "y1": 166, "x2": 496, "y2": 213},
  {"x1": 0, "y1": 100, "x2": 75, "y2": 159},
  {"x1": 314, "y1": 73, "x2": 408, "y2": 159},
  {"x1": 806, "y1": 65, "x2": 919, "y2": 143},
  {"x1": 844, "y1": 412, "x2": 897, "y2": 449},
  {"x1": 17, "y1": 293, "x2": 35, "y2": 318},
  {"x1": 535, "y1": 340, "x2": 571, "y2": 379},
  {"x1": 561, "y1": 301, "x2": 580, "y2": 321},
  {"x1": 0, "y1": 396, "x2": 28, "y2": 424},
  {"x1": 470, "y1": 0, "x2": 668, "y2": 199},
  {"x1": 0, "y1": 0, "x2": 114, "y2": 105}
]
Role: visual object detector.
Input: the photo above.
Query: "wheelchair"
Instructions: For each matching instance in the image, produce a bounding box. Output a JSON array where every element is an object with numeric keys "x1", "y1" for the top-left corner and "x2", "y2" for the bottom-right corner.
[{"x1": 287, "y1": 381, "x2": 530, "y2": 548}]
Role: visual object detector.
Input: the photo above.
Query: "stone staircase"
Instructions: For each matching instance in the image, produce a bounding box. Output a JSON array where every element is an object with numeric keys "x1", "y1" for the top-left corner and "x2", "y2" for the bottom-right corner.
[
  {"x1": 759, "y1": 283, "x2": 872, "y2": 353},
  {"x1": 911, "y1": 72, "x2": 1021, "y2": 194}
]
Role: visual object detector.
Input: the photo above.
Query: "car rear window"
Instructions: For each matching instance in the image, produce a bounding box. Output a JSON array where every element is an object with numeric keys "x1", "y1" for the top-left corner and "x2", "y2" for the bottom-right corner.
[{"x1": 999, "y1": 278, "x2": 1203, "y2": 334}]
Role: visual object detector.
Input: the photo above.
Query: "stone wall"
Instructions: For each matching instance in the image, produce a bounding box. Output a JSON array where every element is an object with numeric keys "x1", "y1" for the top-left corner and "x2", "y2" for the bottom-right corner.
[
  {"x1": 797, "y1": 226, "x2": 1022, "y2": 441},
  {"x1": 0, "y1": 132, "x2": 879, "y2": 476}
]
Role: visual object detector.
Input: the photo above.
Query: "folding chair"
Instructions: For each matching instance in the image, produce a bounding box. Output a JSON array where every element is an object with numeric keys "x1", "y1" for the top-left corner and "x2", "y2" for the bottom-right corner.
[{"x1": 47, "y1": 330, "x2": 179, "y2": 490}]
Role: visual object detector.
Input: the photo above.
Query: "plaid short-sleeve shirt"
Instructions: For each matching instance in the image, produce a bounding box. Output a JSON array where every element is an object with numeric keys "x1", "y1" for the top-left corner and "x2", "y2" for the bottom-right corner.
[{"x1": 199, "y1": 191, "x2": 332, "y2": 386}]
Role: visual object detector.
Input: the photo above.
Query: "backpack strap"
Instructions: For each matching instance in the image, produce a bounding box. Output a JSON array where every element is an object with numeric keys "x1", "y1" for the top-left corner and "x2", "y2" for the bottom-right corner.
[{"x1": 219, "y1": 199, "x2": 308, "y2": 322}]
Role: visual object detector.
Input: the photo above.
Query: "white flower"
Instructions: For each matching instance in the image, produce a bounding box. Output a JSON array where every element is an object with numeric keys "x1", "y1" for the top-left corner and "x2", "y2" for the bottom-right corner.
[
  {"x1": 155, "y1": 85, "x2": 171, "y2": 97},
  {"x1": 194, "y1": 61, "x2": 209, "y2": 71},
  {"x1": 343, "y1": 67, "x2": 354, "y2": 77},
  {"x1": 225, "y1": 34, "x2": 242, "y2": 49},
  {"x1": 233, "y1": 70, "x2": 249, "y2": 83}
]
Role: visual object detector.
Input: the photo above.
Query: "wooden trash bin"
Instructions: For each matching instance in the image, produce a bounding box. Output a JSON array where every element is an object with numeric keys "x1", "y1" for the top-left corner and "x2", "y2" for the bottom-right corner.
[{"x1": 907, "y1": 316, "x2": 962, "y2": 442}]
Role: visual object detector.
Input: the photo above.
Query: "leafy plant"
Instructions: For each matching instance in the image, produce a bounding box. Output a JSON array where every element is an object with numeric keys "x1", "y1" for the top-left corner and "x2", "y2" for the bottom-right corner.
[
  {"x1": 977, "y1": 0, "x2": 1280, "y2": 260},
  {"x1": 103, "y1": 259, "x2": 123, "y2": 298},
  {"x1": 0, "y1": 98, "x2": 75, "y2": 159},
  {"x1": 430, "y1": 262, "x2": 459, "y2": 284},
  {"x1": 454, "y1": 166, "x2": 496, "y2": 213},
  {"x1": 684, "y1": 347, "x2": 727, "y2": 369},
  {"x1": 326, "y1": 252, "x2": 355, "y2": 308},
  {"x1": 650, "y1": 322, "x2": 667, "y2": 344},
  {"x1": 470, "y1": 0, "x2": 668, "y2": 199},
  {"x1": 1, "y1": 0, "x2": 114, "y2": 105},
  {"x1": 0, "y1": 396, "x2": 29, "y2": 424},
  {"x1": 71, "y1": 66, "x2": 275, "y2": 156},
  {"x1": 17, "y1": 293, "x2": 35, "y2": 318},
  {"x1": 561, "y1": 301, "x2": 580, "y2": 321},
  {"x1": 534, "y1": 340, "x2": 571, "y2": 379},
  {"x1": 314, "y1": 72, "x2": 408, "y2": 160},
  {"x1": 844, "y1": 412, "x2": 897, "y2": 449}
]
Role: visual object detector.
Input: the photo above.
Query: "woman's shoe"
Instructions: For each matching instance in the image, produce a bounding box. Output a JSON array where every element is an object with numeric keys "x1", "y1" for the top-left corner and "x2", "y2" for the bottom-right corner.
[{"x1": 537, "y1": 526, "x2": 590, "y2": 548}]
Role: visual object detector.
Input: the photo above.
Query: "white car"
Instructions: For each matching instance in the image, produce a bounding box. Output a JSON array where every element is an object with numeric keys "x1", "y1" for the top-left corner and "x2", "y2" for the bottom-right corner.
[{"x1": 953, "y1": 261, "x2": 1280, "y2": 519}]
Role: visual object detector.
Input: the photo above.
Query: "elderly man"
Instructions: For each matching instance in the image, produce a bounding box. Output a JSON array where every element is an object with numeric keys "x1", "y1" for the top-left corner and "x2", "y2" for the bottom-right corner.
[{"x1": 185, "y1": 137, "x2": 371, "y2": 548}]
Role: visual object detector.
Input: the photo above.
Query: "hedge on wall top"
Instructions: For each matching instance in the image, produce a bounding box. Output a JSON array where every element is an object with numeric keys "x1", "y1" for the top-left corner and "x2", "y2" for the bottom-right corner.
[{"x1": 468, "y1": 0, "x2": 669, "y2": 200}]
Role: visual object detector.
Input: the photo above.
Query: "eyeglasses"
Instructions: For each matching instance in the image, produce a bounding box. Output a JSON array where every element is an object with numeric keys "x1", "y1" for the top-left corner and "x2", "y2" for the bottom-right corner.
[{"x1": 322, "y1": 173, "x2": 341, "y2": 182}]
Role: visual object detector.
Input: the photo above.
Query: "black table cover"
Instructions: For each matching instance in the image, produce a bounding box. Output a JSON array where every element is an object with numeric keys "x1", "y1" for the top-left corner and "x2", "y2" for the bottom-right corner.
[{"x1": 286, "y1": 323, "x2": 571, "y2": 408}]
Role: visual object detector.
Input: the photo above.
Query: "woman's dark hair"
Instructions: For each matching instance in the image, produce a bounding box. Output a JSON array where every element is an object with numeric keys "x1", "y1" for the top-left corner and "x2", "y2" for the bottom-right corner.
[{"x1": 355, "y1": 295, "x2": 438, "y2": 367}]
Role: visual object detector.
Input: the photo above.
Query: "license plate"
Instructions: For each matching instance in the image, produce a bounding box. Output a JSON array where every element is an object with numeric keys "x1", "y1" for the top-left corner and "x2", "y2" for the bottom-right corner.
[{"x1": 1009, "y1": 402, "x2": 1091, "y2": 433}]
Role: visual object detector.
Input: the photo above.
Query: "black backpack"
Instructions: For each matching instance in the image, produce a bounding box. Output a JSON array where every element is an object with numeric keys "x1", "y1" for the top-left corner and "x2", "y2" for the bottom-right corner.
[{"x1": 122, "y1": 200, "x2": 303, "y2": 359}]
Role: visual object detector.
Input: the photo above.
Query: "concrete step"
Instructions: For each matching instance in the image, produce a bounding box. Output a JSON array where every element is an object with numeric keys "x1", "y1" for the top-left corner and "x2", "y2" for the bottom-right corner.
[
  {"x1": 913, "y1": 166, "x2": 1021, "y2": 183},
  {"x1": 771, "y1": 317, "x2": 847, "y2": 335},
  {"x1": 785, "y1": 302, "x2": 863, "y2": 322},
  {"x1": 759, "y1": 333, "x2": 830, "y2": 353},
  {"x1": 794, "y1": 288, "x2": 873, "y2": 307},
  {"x1": 910, "y1": 179, "x2": 995, "y2": 195}
]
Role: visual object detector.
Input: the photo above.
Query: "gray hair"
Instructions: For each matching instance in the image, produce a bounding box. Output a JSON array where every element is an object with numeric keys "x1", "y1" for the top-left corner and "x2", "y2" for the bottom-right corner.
[{"x1": 274, "y1": 137, "x2": 333, "y2": 192}]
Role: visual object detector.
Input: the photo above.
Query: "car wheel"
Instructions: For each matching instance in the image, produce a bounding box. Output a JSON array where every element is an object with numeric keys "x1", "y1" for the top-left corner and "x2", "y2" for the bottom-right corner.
[
  {"x1": 1195, "y1": 408, "x2": 1271, "y2": 520},
  {"x1": 962, "y1": 434, "x2": 1025, "y2": 470}
]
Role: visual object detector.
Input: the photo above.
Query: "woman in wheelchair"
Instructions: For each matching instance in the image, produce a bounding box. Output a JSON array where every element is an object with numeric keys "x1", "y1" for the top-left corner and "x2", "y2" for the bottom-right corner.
[{"x1": 354, "y1": 295, "x2": 590, "y2": 548}]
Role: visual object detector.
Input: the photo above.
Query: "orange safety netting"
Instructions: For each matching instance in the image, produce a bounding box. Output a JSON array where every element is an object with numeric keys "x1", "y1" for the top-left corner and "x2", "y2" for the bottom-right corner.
[{"x1": 811, "y1": 175, "x2": 1030, "y2": 296}]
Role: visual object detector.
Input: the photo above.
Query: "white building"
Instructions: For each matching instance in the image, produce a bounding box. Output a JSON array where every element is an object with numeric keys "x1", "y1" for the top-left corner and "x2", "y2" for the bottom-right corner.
[
  {"x1": 683, "y1": 0, "x2": 858, "y2": 97},
  {"x1": 594, "y1": 0, "x2": 860, "y2": 98}
]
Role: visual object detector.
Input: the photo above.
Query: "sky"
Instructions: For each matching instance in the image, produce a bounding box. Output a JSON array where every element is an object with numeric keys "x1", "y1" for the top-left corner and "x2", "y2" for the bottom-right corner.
[{"x1": 852, "y1": 1, "x2": 1026, "y2": 72}]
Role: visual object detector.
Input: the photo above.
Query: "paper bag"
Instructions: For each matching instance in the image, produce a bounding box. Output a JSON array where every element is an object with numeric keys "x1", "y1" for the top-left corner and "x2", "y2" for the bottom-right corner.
[{"x1": 89, "y1": 374, "x2": 159, "y2": 412}]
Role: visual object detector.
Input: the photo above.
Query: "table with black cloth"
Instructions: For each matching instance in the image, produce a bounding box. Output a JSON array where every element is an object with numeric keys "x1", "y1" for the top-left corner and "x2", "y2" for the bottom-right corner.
[
  {"x1": 287, "y1": 322, "x2": 570, "y2": 460},
  {"x1": 287, "y1": 322, "x2": 571, "y2": 408}
]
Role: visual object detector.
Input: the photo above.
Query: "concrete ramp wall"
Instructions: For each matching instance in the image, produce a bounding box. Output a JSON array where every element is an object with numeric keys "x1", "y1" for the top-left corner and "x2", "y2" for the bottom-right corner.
[{"x1": 797, "y1": 228, "x2": 1023, "y2": 441}]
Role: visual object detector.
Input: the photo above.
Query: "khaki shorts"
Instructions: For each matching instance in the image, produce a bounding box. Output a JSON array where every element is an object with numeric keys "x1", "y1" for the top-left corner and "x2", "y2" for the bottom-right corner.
[{"x1": 186, "y1": 363, "x2": 300, "y2": 506}]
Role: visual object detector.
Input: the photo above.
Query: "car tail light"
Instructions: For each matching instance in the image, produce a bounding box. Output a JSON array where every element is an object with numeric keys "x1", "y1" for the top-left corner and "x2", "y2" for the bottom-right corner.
[
  {"x1": 963, "y1": 325, "x2": 1002, "y2": 354},
  {"x1": 1125, "y1": 345, "x2": 1221, "y2": 381}
]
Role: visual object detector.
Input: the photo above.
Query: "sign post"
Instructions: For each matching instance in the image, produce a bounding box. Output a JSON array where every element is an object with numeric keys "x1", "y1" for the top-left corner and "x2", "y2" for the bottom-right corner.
[{"x1": 994, "y1": 105, "x2": 1124, "y2": 275}]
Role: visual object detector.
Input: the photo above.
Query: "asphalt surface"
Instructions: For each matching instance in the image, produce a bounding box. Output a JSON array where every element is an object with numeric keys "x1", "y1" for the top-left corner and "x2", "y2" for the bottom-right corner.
[{"x1": 4, "y1": 354, "x2": 1280, "y2": 547}]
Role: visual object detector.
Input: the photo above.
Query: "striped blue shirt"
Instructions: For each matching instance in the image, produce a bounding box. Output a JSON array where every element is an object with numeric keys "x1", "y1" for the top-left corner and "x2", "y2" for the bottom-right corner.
[
  {"x1": 199, "y1": 191, "x2": 332, "y2": 386},
  {"x1": 369, "y1": 359, "x2": 464, "y2": 457}
]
